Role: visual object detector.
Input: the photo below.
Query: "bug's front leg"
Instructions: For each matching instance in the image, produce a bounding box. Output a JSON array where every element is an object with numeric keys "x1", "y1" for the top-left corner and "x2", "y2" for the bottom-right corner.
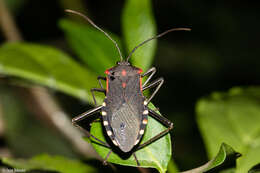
[
  {"x1": 136, "y1": 108, "x2": 173, "y2": 150},
  {"x1": 97, "y1": 76, "x2": 106, "y2": 89},
  {"x1": 142, "y1": 77, "x2": 164, "y2": 104},
  {"x1": 141, "y1": 67, "x2": 156, "y2": 87},
  {"x1": 91, "y1": 76, "x2": 106, "y2": 106},
  {"x1": 72, "y1": 105, "x2": 110, "y2": 148},
  {"x1": 91, "y1": 88, "x2": 106, "y2": 106},
  {"x1": 141, "y1": 67, "x2": 164, "y2": 104}
]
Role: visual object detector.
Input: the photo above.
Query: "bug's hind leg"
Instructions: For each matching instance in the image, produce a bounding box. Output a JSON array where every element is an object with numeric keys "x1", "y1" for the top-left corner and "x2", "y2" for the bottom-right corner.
[
  {"x1": 72, "y1": 105, "x2": 110, "y2": 148},
  {"x1": 136, "y1": 108, "x2": 173, "y2": 150},
  {"x1": 133, "y1": 153, "x2": 140, "y2": 166},
  {"x1": 103, "y1": 150, "x2": 112, "y2": 165}
]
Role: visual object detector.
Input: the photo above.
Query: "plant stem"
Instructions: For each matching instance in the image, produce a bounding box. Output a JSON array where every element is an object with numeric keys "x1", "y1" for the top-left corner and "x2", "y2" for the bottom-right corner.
[{"x1": 0, "y1": 0, "x2": 22, "y2": 41}]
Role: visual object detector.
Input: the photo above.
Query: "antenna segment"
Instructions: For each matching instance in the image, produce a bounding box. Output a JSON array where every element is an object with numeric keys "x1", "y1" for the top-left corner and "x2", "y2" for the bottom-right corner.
[
  {"x1": 126, "y1": 28, "x2": 191, "y2": 62},
  {"x1": 65, "y1": 9, "x2": 123, "y2": 61}
]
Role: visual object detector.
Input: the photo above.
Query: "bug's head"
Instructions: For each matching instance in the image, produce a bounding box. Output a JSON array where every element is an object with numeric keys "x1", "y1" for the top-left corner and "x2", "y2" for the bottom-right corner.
[
  {"x1": 116, "y1": 61, "x2": 130, "y2": 66},
  {"x1": 105, "y1": 62, "x2": 142, "y2": 78}
]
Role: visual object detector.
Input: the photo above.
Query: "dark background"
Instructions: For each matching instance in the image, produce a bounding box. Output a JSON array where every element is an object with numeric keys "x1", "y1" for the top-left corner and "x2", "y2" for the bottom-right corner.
[{"x1": 0, "y1": 0, "x2": 259, "y2": 172}]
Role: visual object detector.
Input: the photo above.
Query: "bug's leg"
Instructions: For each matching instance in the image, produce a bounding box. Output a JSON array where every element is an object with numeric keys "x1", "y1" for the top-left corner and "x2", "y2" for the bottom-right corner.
[
  {"x1": 97, "y1": 76, "x2": 106, "y2": 89},
  {"x1": 103, "y1": 149, "x2": 112, "y2": 165},
  {"x1": 91, "y1": 88, "x2": 106, "y2": 106},
  {"x1": 133, "y1": 153, "x2": 140, "y2": 166},
  {"x1": 72, "y1": 105, "x2": 110, "y2": 148},
  {"x1": 142, "y1": 77, "x2": 164, "y2": 104},
  {"x1": 141, "y1": 67, "x2": 156, "y2": 87},
  {"x1": 137, "y1": 108, "x2": 173, "y2": 150}
]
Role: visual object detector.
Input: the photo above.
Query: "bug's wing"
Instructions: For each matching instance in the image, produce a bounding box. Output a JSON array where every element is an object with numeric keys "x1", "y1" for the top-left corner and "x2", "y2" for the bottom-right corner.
[
  {"x1": 110, "y1": 99, "x2": 142, "y2": 152},
  {"x1": 109, "y1": 76, "x2": 144, "y2": 152}
]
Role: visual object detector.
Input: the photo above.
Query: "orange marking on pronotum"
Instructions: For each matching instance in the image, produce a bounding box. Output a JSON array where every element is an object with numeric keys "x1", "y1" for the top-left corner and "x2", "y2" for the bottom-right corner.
[
  {"x1": 138, "y1": 68, "x2": 143, "y2": 74},
  {"x1": 105, "y1": 70, "x2": 110, "y2": 75},
  {"x1": 122, "y1": 69, "x2": 127, "y2": 76},
  {"x1": 122, "y1": 82, "x2": 126, "y2": 88},
  {"x1": 106, "y1": 77, "x2": 109, "y2": 92},
  {"x1": 139, "y1": 77, "x2": 142, "y2": 90}
]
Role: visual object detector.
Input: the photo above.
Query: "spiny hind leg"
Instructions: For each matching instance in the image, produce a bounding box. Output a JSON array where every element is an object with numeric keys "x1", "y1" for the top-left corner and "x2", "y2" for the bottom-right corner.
[
  {"x1": 136, "y1": 108, "x2": 173, "y2": 150},
  {"x1": 72, "y1": 105, "x2": 110, "y2": 148}
]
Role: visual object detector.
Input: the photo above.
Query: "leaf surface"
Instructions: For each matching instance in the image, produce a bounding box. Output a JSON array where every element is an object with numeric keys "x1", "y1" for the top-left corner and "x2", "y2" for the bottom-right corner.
[
  {"x1": 0, "y1": 42, "x2": 102, "y2": 104},
  {"x1": 181, "y1": 143, "x2": 240, "y2": 173},
  {"x1": 196, "y1": 87, "x2": 260, "y2": 173}
]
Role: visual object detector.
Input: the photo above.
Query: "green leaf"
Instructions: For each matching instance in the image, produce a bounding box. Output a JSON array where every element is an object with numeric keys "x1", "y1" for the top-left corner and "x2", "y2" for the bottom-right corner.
[
  {"x1": 86, "y1": 103, "x2": 171, "y2": 173},
  {"x1": 181, "y1": 143, "x2": 241, "y2": 173},
  {"x1": 122, "y1": 0, "x2": 157, "y2": 71},
  {"x1": 248, "y1": 163, "x2": 260, "y2": 173},
  {"x1": 167, "y1": 159, "x2": 179, "y2": 173},
  {"x1": 59, "y1": 19, "x2": 124, "y2": 75},
  {"x1": 196, "y1": 87, "x2": 260, "y2": 173},
  {"x1": 1, "y1": 154, "x2": 96, "y2": 173},
  {"x1": 0, "y1": 42, "x2": 102, "y2": 104}
]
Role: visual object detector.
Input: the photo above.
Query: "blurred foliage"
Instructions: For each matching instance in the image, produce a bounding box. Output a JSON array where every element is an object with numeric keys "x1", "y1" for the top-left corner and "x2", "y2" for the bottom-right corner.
[
  {"x1": 2, "y1": 154, "x2": 96, "y2": 173},
  {"x1": 59, "y1": 19, "x2": 123, "y2": 75},
  {"x1": 0, "y1": 0, "x2": 259, "y2": 172},
  {"x1": 122, "y1": 0, "x2": 156, "y2": 71},
  {"x1": 197, "y1": 87, "x2": 260, "y2": 173},
  {"x1": 5, "y1": 0, "x2": 28, "y2": 12},
  {"x1": 0, "y1": 87, "x2": 77, "y2": 158},
  {"x1": 0, "y1": 42, "x2": 100, "y2": 104}
]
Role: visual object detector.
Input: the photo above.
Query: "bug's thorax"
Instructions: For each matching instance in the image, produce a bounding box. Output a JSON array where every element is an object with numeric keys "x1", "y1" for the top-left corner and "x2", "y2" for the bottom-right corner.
[{"x1": 105, "y1": 62, "x2": 143, "y2": 91}]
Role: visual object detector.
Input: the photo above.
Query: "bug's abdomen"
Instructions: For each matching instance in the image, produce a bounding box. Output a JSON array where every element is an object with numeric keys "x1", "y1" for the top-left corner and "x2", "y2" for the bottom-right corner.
[
  {"x1": 102, "y1": 91, "x2": 147, "y2": 152},
  {"x1": 110, "y1": 102, "x2": 142, "y2": 152},
  {"x1": 102, "y1": 74, "x2": 148, "y2": 152}
]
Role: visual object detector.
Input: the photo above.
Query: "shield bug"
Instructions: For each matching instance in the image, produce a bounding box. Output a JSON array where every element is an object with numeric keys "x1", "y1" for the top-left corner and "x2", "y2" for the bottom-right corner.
[{"x1": 66, "y1": 9, "x2": 190, "y2": 165}]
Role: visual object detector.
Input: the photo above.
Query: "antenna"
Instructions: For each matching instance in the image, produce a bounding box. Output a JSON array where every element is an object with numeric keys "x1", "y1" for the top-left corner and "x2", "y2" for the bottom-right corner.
[
  {"x1": 65, "y1": 9, "x2": 123, "y2": 61},
  {"x1": 126, "y1": 28, "x2": 191, "y2": 62}
]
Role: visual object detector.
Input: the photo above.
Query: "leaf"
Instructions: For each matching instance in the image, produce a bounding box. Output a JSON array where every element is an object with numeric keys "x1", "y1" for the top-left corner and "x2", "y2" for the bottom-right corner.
[
  {"x1": 86, "y1": 103, "x2": 171, "y2": 173},
  {"x1": 59, "y1": 19, "x2": 124, "y2": 75},
  {"x1": 196, "y1": 87, "x2": 260, "y2": 173},
  {"x1": 0, "y1": 42, "x2": 102, "y2": 104},
  {"x1": 167, "y1": 159, "x2": 179, "y2": 173},
  {"x1": 181, "y1": 143, "x2": 241, "y2": 173},
  {"x1": 1, "y1": 154, "x2": 96, "y2": 173},
  {"x1": 248, "y1": 163, "x2": 260, "y2": 173},
  {"x1": 122, "y1": 0, "x2": 157, "y2": 71}
]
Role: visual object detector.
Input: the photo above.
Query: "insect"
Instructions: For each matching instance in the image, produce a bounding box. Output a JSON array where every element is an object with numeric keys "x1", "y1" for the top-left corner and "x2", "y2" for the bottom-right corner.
[{"x1": 66, "y1": 9, "x2": 190, "y2": 166}]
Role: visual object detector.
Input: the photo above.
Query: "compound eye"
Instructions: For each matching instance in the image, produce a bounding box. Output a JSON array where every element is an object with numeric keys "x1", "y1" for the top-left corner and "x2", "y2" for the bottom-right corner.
[{"x1": 109, "y1": 76, "x2": 115, "y2": 81}]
